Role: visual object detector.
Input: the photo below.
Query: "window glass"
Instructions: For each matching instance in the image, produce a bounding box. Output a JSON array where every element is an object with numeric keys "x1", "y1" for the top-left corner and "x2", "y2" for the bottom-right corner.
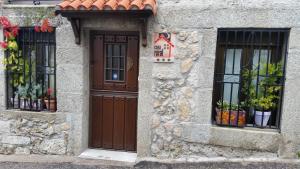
[{"x1": 105, "y1": 44, "x2": 126, "y2": 82}]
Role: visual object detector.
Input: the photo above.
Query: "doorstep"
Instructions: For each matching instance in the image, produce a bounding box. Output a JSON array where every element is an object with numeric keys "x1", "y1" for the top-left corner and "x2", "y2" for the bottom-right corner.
[{"x1": 79, "y1": 149, "x2": 137, "y2": 163}]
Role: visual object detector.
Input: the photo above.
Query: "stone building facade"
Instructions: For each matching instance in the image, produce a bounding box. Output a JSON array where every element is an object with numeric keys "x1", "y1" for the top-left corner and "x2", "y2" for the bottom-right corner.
[{"x1": 0, "y1": 0, "x2": 300, "y2": 161}]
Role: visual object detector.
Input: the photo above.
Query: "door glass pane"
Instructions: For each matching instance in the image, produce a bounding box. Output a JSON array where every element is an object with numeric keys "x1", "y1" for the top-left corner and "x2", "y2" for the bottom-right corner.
[
  {"x1": 106, "y1": 44, "x2": 113, "y2": 68},
  {"x1": 113, "y1": 45, "x2": 120, "y2": 56},
  {"x1": 112, "y1": 57, "x2": 119, "y2": 69},
  {"x1": 105, "y1": 43, "x2": 126, "y2": 81}
]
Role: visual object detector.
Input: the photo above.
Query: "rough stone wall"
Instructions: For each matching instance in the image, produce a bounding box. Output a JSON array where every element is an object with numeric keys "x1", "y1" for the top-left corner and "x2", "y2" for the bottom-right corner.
[{"x1": 0, "y1": 111, "x2": 71, "y2": 155}]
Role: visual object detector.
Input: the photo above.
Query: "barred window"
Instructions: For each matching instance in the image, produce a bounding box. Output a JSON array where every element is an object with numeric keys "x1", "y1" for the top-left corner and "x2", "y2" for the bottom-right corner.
[
  {"x1": 7, "y1": 0, "x2": 56, "y2": 5},
  {"x1": 6, "y1": 27, "x2": 57, "y2": 112},
  {"x1": 212, "y1": 29, "x2": 289, "y2": 129}
]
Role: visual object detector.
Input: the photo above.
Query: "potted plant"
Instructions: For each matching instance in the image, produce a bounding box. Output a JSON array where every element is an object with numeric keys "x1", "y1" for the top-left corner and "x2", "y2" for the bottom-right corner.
[
  {"x1": 215, "y1": 100, "x2": 246, "y2": 127},
  {"x1": 253, "y1": 63, "x2": 282, "y2": 127},
  {"x1": 16, "y1": 84, "x2": 30, "y2": 109},
  {"x1": 243, "y1": 63, "x2": 283, "y2": 127},
  {"x1": 44, "y1": 88, "x2": 56, "y2": 112},
  {"x1": 29, "y1": 84, "x2": 43, "y2": 111}
]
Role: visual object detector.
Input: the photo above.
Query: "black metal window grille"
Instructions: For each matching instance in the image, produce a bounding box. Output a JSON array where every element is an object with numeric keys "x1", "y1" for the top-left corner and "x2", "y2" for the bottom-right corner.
[
  {"x1": 5, "y1": 27, "x2": 56, "y2": 112},
  {"x1": 212, "y1": 28, "x2": 289, "y2": 129}
]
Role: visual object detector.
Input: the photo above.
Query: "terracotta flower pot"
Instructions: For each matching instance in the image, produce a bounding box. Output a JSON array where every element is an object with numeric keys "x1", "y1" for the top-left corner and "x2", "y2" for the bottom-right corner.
[
  {"x1": 44, "y1": 99, "x2": 57, "y2": 112},
  {"x1": 215, "y1": 108, "x2": 246, "y2": 127}
]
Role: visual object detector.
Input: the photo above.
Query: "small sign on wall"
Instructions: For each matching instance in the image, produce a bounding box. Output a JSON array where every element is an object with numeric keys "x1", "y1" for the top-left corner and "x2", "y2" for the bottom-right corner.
[{"x1": 154, "y1": 33, "x2": 174, "y2": 62}]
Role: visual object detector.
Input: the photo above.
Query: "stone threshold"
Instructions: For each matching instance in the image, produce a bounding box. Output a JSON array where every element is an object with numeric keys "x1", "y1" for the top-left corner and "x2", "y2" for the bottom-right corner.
[
  {"x1": 79, "y1": 149, "x2": 137, "y2": 163},
  {"x1": 0, "y1": 154, "x2": 134, "y2": 167}
]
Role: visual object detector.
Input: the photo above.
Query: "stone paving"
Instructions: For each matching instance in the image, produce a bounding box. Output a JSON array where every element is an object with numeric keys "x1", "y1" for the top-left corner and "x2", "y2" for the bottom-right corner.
[
  {"x1": 1, "y1": 160, "x2": 300, "y2": 169},
  {"x1": 0, "y1": 155, "x2": 300, "y2": 169}
]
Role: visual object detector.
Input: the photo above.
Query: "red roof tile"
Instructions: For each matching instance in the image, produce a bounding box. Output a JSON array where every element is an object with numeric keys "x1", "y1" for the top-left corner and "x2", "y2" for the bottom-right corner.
[{"x1": 57, "y1": 0, "x2": 157, "y2": 14}]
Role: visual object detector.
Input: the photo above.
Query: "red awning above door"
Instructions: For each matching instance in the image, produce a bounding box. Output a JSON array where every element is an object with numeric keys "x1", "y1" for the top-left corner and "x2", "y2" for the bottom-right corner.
[{"x1": 56, "y1": 0, "x2": 157, "y2": 15}]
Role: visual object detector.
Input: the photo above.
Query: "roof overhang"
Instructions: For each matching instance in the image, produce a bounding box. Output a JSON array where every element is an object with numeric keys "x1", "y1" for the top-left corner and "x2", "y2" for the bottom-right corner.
[
  {"x1": 54, "y1": 0, "x2": 157, "y2": 46},
  {"x1": 55, "y1": 10, "x2": 153, "y2": 46},
  {"x1": 55, "y1": 9, "x2": 153, "y2": 18}
]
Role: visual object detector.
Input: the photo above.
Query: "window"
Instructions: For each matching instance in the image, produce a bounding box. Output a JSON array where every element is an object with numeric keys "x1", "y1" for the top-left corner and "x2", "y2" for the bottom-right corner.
[
  {"x1": 7, "y1": 0, "x2": 58, "y2": 5},
  {"x1": 212, "y1": 29, "x2": 289, "y2": 129},
  {"x1": 5, "y1": 27, "x2": 56, "y2": 112},
  {"x1": 105, "y1": 44, "x2": 126, "y2": 82},
  {"x1": 104, "y1": 35, "x2": 128, "y2": 82}
]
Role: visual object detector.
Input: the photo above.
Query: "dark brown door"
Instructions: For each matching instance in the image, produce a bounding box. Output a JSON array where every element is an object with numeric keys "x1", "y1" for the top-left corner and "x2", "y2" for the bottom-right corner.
[{"x1": 89, "y1": 32, "x2": 139, "y2": 151}]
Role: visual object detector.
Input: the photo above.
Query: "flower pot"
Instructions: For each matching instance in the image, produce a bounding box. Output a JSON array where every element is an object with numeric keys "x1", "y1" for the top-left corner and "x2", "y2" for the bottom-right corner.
[
  {"x1": 215, "y1": 108, "x2": 246, "y2": 127},
  {"x1": 254, "y1": 110, "x2": 271, "y2": 127},
  {"x1": 32, "y1": 99, "x2": 43, "y2": 111},
  {"x1": 10, "y1": 97, "x2": 19, "y2": 108},
  {"x1": 44, "y1": 99, "x2": 57, "y2": 112},
  {"x1": 20, "y1": 98, "x2": 30, "y2": 110}
]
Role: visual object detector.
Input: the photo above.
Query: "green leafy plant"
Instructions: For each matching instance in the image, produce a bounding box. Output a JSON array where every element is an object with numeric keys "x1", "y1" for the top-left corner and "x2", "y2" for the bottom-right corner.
[
  {"x1": 216, "y1": 100, "x2": 244, "y2": 111},
  {"x1": 242, "y1": 63, "x2": 283, "y2": 111},
  {"x1": 16, "y1": 84, "x2": 43, "y2": 101},
  {"x1": 30, "y1": 84, "x2": 43, "y2": 100},
  {"x1": 16, "y1": 84, "x2": 30, "y2": 99},
  {"x1": 297, "y1": 151, "x2": 300, "y2": 158}
]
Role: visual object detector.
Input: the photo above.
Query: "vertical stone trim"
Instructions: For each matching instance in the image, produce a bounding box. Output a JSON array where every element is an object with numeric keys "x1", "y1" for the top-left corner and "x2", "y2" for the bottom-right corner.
[{"x1": 0, "y1": 27, "x2": 5, "y2": 111}]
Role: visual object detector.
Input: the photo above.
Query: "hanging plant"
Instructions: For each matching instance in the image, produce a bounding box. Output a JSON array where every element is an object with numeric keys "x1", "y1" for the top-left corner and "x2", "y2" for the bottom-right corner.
[
  {"x1": 0, "y1": 16, "x2": 29, "y2": 87},
  {"x1": 34, "y1": 18, "x2": 53, "y2": 33}
]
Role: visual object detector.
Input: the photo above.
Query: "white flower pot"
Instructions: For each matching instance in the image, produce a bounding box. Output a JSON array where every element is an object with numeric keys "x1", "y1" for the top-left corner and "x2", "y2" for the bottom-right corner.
[
  {"x1": 10, "y1": 97, "x2": 19, "y2": 108},
  {"x1": 20, "y1": 98, "x2": 26, "y2": 109},
  {"x1": 32, "y1": 99, "x2": 43, "y2": 111},
  {"x1": 255, "y1": 111, "x2": 271, "y2": 127}
]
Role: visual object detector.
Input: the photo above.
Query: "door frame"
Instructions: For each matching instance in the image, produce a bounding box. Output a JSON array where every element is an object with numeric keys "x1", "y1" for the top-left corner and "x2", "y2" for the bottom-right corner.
[{"x1": 88, "y1": 30, "x2": 140, "y2": 151}]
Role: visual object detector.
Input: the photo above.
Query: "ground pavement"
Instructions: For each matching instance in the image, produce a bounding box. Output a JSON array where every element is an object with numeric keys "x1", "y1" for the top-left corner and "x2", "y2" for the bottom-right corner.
[{"x1": 0, "y1": 155, "x2": 299, "y2": 169}]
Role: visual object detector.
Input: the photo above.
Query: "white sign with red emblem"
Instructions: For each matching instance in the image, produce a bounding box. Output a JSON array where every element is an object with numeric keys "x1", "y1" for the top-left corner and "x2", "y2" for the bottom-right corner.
[{"x1": 154, "y1": 33, "x2": 174, "y2": 62}]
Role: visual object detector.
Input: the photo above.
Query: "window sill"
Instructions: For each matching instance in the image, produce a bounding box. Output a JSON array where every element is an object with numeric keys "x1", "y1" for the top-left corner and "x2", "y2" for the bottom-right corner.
[
  {"x1": 1, "y1": 109, "x2": 67, "y2": 116},
  {"x1": 211, "y1": 124, "x2": 279, "y2": 133},
  {"x1": 210, "y1": 125, "x2": 281, "y2": 152}
]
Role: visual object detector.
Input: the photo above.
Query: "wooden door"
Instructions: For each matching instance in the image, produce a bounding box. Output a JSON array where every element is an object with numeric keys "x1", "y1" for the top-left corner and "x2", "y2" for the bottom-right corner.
[{"x1": 89, "y1": 32, "x2": 139, "y2": 151}]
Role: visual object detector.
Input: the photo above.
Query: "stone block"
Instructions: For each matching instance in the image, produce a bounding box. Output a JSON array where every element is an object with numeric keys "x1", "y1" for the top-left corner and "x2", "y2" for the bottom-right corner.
[
  {"x1": 178, "y1": 98, "x2": 191, "y2": 121},
  {"x1": 39, "y1": 138, "x2": 66, "y2": 155},
  {"x1": 159, "y1": 4, "x2": 300, "y2": 28},
  {"x1": 152, "y1": 61, "x2": 182, "y2": 80},
  {"x1": 56, "y1": 25, "x2": 80, "y2": 49},
  {"x1": 191, "y1": 88, "x2": 213, "y2": 124},
  {"x1": 82, "y1": 16, "x2": 139, "y2": 31},
  {"x1": 56, "y1": 47, "x2": 84, "y2": 66},
  {"x1": 57, "y1": 92, "x2": 84, "y2": 113},
  {"x1": 210, "y1": 126, "x2": 280, "y2": 152},
  {"x1": 139, "y1": 57, "x2": 153, "y2": 80},
  {"x1": 56, "y1": 64, "x2": 85, "y2": 94},
  {"x1": 285, "y1": 50, "x2": 300, "y2": 80},
  {"x1": 181, "y1": 122, "x2": 211, "y2": 144},
  {"x1": 15, "y1": 147, "x2": 30, "y2": 155},
  {"x1": 1, "y1": 136, "x2": 30, "y2": 145},
  {"x1": 0, "y1": 120, "x2": 10, "y2": 133},
  {"x1": 181, "y1": 58, "x2": 193, "y2": 73},
  {"x1": 288, "y1": 28, "x2": 300, "y2": 49},
  {"x1": 187, "y1": 57, "x2": 215, "y2": 89}
]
